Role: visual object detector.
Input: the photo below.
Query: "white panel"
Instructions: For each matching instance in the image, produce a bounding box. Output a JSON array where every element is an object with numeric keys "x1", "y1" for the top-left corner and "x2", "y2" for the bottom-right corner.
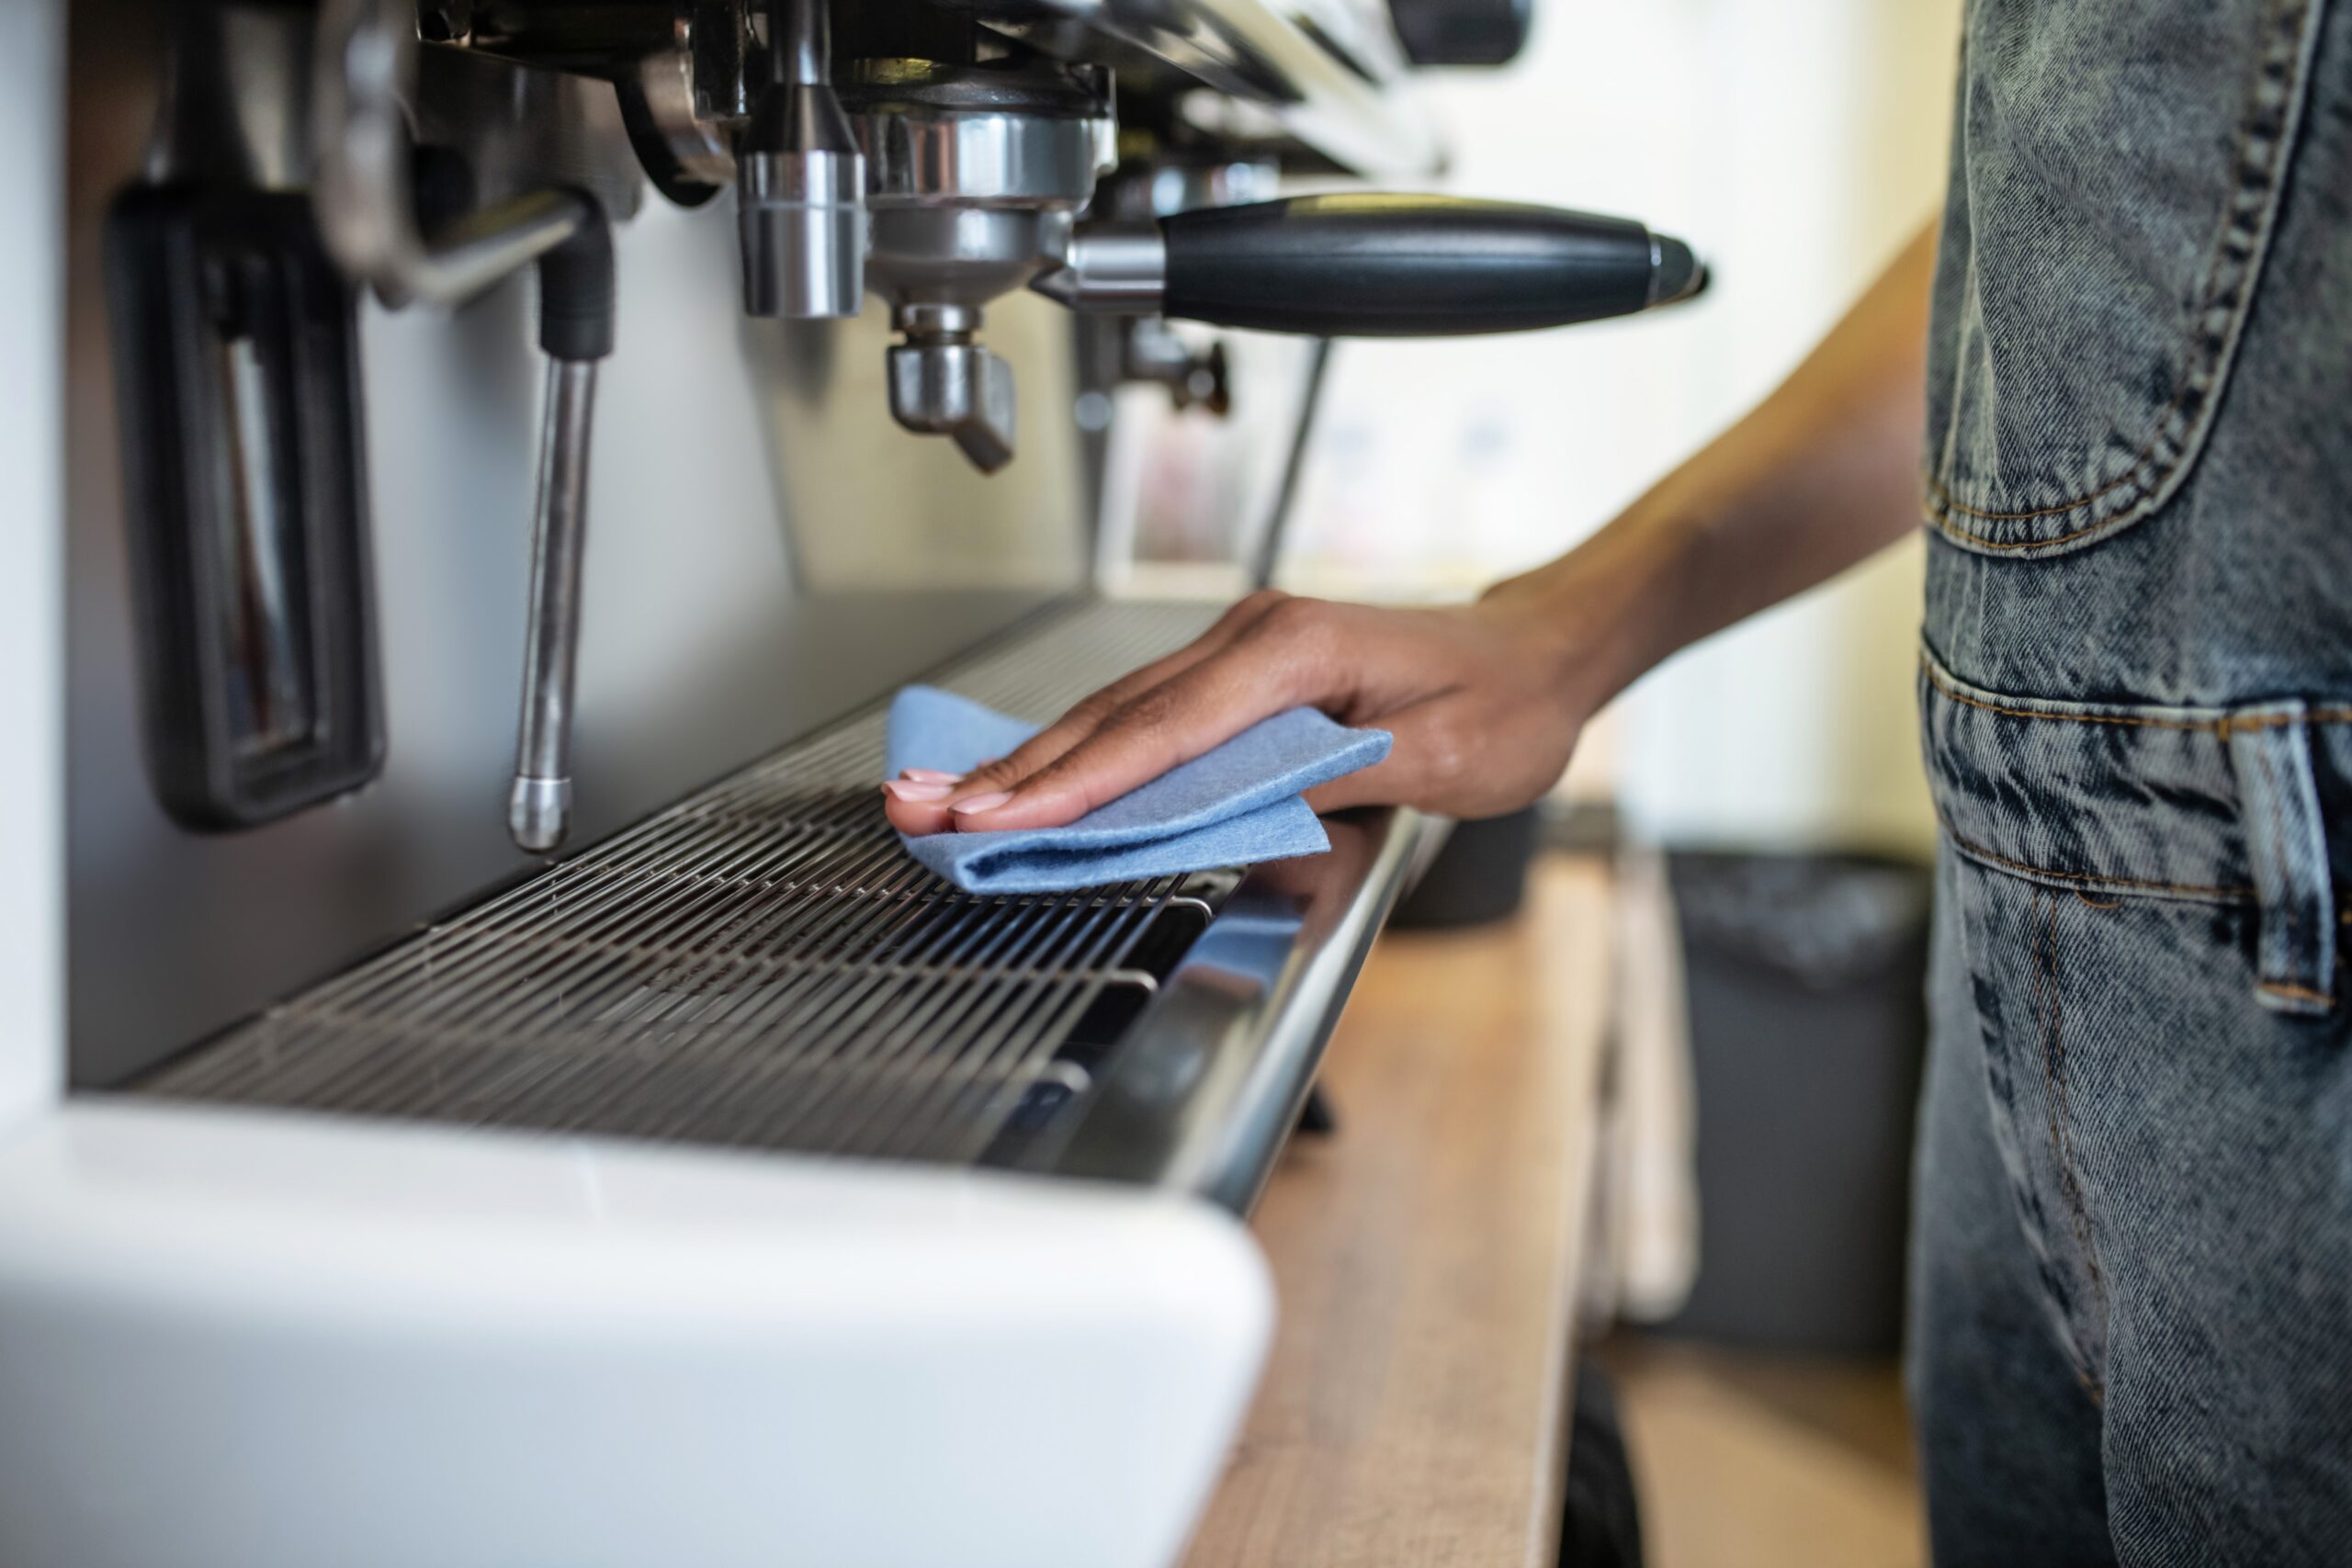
[
  {"x1": 0, "y1": 1103, "x2": 1273, "y2": 1568},
  {"x1": 0, "y1": 0, "x2": 64, "y2": 1126}
]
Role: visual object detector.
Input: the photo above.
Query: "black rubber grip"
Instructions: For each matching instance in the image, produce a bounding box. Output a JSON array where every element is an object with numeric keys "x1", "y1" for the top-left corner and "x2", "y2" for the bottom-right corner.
[
  {"x1": 1159, "y1": 194, "x2": 1702, "y2": 338},
  {"x1": 537, "y1": 192, "x2": 616, "y2": 362}
]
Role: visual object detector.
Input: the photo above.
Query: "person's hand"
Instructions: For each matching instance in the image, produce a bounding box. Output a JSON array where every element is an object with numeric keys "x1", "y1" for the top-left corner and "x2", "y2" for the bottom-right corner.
[{"x1": 881, "y1": 587, "x2": 1604, "y2": 837}]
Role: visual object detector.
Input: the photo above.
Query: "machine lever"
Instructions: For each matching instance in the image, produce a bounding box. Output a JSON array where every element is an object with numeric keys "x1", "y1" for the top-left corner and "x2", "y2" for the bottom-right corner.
[
  {"x1": 508, "y1": 203, "x2": 615, "y2": 854},
  {"x1": 1161, "y1": 194, "x2": 1703, "y2": 335},
  {"x1": 1037, "y1": 194, "x2": 1706, "y2": 336}
]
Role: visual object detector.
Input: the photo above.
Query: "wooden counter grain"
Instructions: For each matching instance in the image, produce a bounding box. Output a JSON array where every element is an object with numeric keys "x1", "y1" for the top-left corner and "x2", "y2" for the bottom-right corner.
[{"x1": 1182, "y1": 855, "x2": 1615, "y2": 1568}]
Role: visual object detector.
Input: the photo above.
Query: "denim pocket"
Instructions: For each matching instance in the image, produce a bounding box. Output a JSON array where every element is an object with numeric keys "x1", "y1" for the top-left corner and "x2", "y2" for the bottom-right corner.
[
  {"x1": 1923, "y1": 0, "x2": 2329, "y2": 559},
  {"x1": 1919, "y1": 645, "x2": 2343, "y2": 1014}
]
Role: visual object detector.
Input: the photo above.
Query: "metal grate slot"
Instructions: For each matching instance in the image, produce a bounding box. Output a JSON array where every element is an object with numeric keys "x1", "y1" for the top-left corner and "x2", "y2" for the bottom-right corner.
[{"x1": 136, "y1": 601, "x2": 1241, "y2": 1167}]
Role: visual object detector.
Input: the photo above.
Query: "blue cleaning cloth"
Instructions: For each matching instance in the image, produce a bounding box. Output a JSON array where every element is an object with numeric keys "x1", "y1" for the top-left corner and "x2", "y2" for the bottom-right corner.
[{"x1": 884, "y1": 684, "x2": 1391, "y2": 894}]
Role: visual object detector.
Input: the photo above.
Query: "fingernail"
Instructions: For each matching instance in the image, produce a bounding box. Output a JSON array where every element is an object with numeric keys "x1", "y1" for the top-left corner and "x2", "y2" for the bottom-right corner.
[
  {"x1": 900, "y1": 767, "x2": 961, "y2": 784},
  {"x1": 884, "y1": 779, "x2": 954, "y2": 802},
  {"x1": 952, "y1": 791, "x2": 1012, "y2": 816}
]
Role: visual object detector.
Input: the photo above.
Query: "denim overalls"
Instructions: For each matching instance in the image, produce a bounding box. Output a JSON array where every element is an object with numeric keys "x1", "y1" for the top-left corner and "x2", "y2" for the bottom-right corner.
[{"x1": 1909, "y1": 0, "x2": 2351, "y2": 1560}]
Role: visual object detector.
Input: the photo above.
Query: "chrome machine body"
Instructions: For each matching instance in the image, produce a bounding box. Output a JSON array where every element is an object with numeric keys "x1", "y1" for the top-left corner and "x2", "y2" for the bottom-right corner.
[{"x1": 0, "y1": 2, "x2": 1700, "y2": 1564}]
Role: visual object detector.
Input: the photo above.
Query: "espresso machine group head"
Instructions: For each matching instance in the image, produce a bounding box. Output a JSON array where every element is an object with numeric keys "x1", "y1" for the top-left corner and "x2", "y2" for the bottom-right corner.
[
  {"x1": 249, "y1": 0, "x2": 1705, "y2": 852},
  {"x1": 731, "y1": 0, "x2": 1117, "y2": 470},
  {"x1": 710, "y1": 0, "x2": 1704, "y2": 473}
]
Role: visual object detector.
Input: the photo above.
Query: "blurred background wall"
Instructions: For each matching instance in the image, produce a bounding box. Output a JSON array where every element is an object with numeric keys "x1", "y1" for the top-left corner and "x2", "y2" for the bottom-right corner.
[{"x1": 1122, "y1": 0, "x2": 1965, "y2": 860}]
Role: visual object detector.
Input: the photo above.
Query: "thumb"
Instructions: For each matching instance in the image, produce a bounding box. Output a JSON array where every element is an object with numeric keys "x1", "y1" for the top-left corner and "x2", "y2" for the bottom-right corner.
[{"x1": 1300, "y1": 704, "x2": 1453, "y2": 815}]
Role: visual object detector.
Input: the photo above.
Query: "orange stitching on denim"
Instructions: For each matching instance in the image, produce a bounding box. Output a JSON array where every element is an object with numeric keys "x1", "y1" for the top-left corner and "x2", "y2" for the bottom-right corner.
[
  {"x1": 2074, "y1": 892, "x2": 2121, "y2": 911},
  {"x1": 1928, "y1": 677, "x2": 2212, "y2": 732},
  {"x1": 1926, "y1": 0, "x2": 2316, "y2": 553},
  {"x1": 1928, "y1": 455, "x2": 2165, "y2": 526},
  {"x1": 1921, "y1": 657, "x2": 2210, "y2": 728},
  {"x1": 1920, "y1": 658, "x2": 2352, "y2": 731},
  {"x1": 1944, "y1": 827, "x2": 2254, "y2": 900},
  {"x1": 2258, "y1": 982, "x2": 2335, "y2": 1005},
  {"x1": 1926, "y1": 500, "x2": 2143, "y2": 553}
]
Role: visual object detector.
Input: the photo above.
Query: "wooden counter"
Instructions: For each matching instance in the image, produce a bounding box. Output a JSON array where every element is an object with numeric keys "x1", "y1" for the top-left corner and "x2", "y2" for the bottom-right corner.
[{"x1": 1182, "y1": 854, "x2": 1616, "y2": 1568}]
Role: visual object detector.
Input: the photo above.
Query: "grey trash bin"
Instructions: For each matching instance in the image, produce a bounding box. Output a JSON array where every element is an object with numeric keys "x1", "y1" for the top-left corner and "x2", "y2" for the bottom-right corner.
[{"x1": 1658, "y1": 852, "x2": 1932, "y2": 1355}]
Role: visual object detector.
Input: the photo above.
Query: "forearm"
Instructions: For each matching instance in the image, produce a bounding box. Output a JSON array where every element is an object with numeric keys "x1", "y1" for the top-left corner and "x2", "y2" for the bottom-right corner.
[{"x1": 1497, "y1": 220, "x2": 1938, "y2": 712}]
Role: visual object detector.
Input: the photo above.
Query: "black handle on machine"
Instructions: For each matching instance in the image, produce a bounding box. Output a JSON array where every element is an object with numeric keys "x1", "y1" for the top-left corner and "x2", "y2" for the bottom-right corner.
[{"x1": 1157, "y1": 194, "x2": 1706, "y2": 338}]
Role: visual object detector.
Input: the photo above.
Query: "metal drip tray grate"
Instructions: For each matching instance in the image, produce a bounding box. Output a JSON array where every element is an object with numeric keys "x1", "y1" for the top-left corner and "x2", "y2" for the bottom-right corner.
[{"x1": 136, "y1": 601, "x2": 1237, "y2": 1168}]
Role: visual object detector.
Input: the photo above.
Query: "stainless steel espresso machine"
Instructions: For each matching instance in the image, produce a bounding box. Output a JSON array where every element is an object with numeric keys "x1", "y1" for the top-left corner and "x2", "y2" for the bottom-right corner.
[{"x1": 0, "y1": 2, "x2": 1703, "y2": 1563}]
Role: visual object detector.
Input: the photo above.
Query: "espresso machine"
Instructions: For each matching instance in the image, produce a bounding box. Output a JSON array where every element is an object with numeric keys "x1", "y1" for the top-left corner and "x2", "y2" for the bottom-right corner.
[{"x1": 0, "y1": 2, "x2": 1702, "y2": 1563}]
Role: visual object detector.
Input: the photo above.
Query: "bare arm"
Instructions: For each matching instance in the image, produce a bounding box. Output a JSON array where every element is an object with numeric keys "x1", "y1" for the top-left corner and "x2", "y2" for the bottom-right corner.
[
  {"x1": 1488, "y1": 220, "x2": 1936, "y2": 700},
  {"x1": 886, "y1": 221, "x2": 1938, "y2": 836}
]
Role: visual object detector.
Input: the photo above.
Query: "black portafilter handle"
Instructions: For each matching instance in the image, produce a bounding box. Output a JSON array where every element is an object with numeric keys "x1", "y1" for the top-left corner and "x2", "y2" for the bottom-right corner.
[{"x1": 1158, "y1": 194, "x2": 1706, "y2": 338}]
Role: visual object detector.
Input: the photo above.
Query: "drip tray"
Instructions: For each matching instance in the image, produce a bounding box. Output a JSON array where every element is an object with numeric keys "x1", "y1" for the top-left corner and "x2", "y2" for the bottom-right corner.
[
  {"x1": 134, "y1": 602, "x2": 1239, "y2": 1169},
  {"x1": 132, "y1": 598, "x2": 1431, "y2": 1207}
]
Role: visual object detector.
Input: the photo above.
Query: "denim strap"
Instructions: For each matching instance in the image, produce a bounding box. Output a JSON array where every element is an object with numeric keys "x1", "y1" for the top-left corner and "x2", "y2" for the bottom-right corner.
[{"x1": 2227, "y1": 705, "x2": 2336, "y2": 1015}]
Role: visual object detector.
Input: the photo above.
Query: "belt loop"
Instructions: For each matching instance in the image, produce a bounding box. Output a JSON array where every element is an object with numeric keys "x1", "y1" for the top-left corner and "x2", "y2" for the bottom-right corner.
[{"x1": 2227, "y1": 704, "x2": 2335, "y2": 1015}]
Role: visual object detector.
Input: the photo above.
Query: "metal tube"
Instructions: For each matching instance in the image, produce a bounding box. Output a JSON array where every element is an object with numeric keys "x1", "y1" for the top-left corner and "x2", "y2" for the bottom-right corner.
[
  {"x1": 1030, "y1": 222, "x2": 1168, "y2": 314},
  {"x1": 735, "y1": 0, "x2": 865, "y2": 319},
  {"x1": 1248, "y1": 335, "x2": 1332, "y2": 590},
  {"x1": 780, "y1": 0, "x2": 826, "y2": 88},
  {"x1": 312, "y1": 0, "x2": 586, "y2": 305},
  {"x1": 508, "y1": 358, "x2": 599, "y2": 853}
]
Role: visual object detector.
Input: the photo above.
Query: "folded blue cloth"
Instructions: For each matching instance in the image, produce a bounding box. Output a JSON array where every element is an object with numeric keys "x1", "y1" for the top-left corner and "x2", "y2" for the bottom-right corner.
[{"x1": 883, "y1": 684, "x2": 1391, "y2": 894}]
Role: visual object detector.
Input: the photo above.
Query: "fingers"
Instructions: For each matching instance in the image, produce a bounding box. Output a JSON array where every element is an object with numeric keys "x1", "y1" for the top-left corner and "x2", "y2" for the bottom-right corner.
[
  {"x1": 935, "y1": 612, "x2": 1338, "y2": 832},
  {"x1": 978, "y1": 593, "x2": 1282, "y2": 784},
  {"x1": 882, "y1": 596, "x2": 1577, "y2": 840},
  {"x1": 887, "y1": 591, "x2": 1293, "y2": 837}
]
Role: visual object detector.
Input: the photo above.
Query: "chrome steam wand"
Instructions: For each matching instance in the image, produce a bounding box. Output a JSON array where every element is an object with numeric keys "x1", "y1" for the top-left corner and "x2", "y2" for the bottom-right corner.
[{"x1": 508, "y1": 209, "x2": 616, "y2": 854}]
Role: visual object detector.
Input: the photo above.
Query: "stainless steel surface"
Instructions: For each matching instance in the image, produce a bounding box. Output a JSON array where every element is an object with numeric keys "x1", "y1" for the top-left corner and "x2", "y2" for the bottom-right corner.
[
  {"x1": 69, "y1": 0, "x2": 1451, "y2": 1094},
  {"x1": 143, "y1": 3, "x2": 315, "y2": 190},
  {"x1": 889, "y1": 333, "x2": 1020, "y2": 474},
  {"x1": 734, "y1": 0, "x2": 865, "y2": 320},
  {"x1": 69, "y1": 3, "x2": 1087, "y2": 1089},
  {"x1": 508, "y1": 358, "x2": 598, "y2": 853},
  {"x1": 1116, "y1": 159, "x2": 1281, "y2": 221},
  {"x1": 130, "y1": 604, "x2": 1170, "y2": 1146},
  {"x1": 218, "y1": 333, "x2": 312, "y2": 755},
  {"x1": 312, "y1": 0, "x2": 590, "y2": 305},
  {"x1": 738, "y1": 145, "x2": 866, "y2": 317},
  {"x1": 506, "y1": 774, "x2": 571, "y2": 855},
  {"x1": 854, "y1": 100, "x2": 1116, "y2": 209},
  {"x1": 1037, "y1": 801, "x2": 1429, "y2": 1212},
  {"x1": 983, "y1": 0, "x2": 1443, "y2": 177},
  {"x1": 867, "y1": 206, "x2": 1080, "y2": 313},
  {"x1": 134, "y1": 599, "x2": 1428, "y2": 1209},
  {"x1": 1031, "y1": 222, "x2": 1167, "y2": 313},
  {"x1": 846, "y1": 68, "x2": 1115, "y2": 469},
  {"x1": 625, "y1": 44, "x2": 736, "y2": 194}
]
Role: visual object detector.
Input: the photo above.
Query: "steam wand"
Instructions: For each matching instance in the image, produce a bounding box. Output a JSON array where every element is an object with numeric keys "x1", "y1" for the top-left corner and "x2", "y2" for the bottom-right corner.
[{"x1": 508, "y1": 200, "x2": 615, "y2": 854}]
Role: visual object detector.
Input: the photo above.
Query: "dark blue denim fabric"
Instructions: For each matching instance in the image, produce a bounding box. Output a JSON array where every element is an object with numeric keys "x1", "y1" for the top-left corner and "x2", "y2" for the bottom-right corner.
[{"x1": 1911, "y1": 0, "x2": 2352, "y2": 1560}]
